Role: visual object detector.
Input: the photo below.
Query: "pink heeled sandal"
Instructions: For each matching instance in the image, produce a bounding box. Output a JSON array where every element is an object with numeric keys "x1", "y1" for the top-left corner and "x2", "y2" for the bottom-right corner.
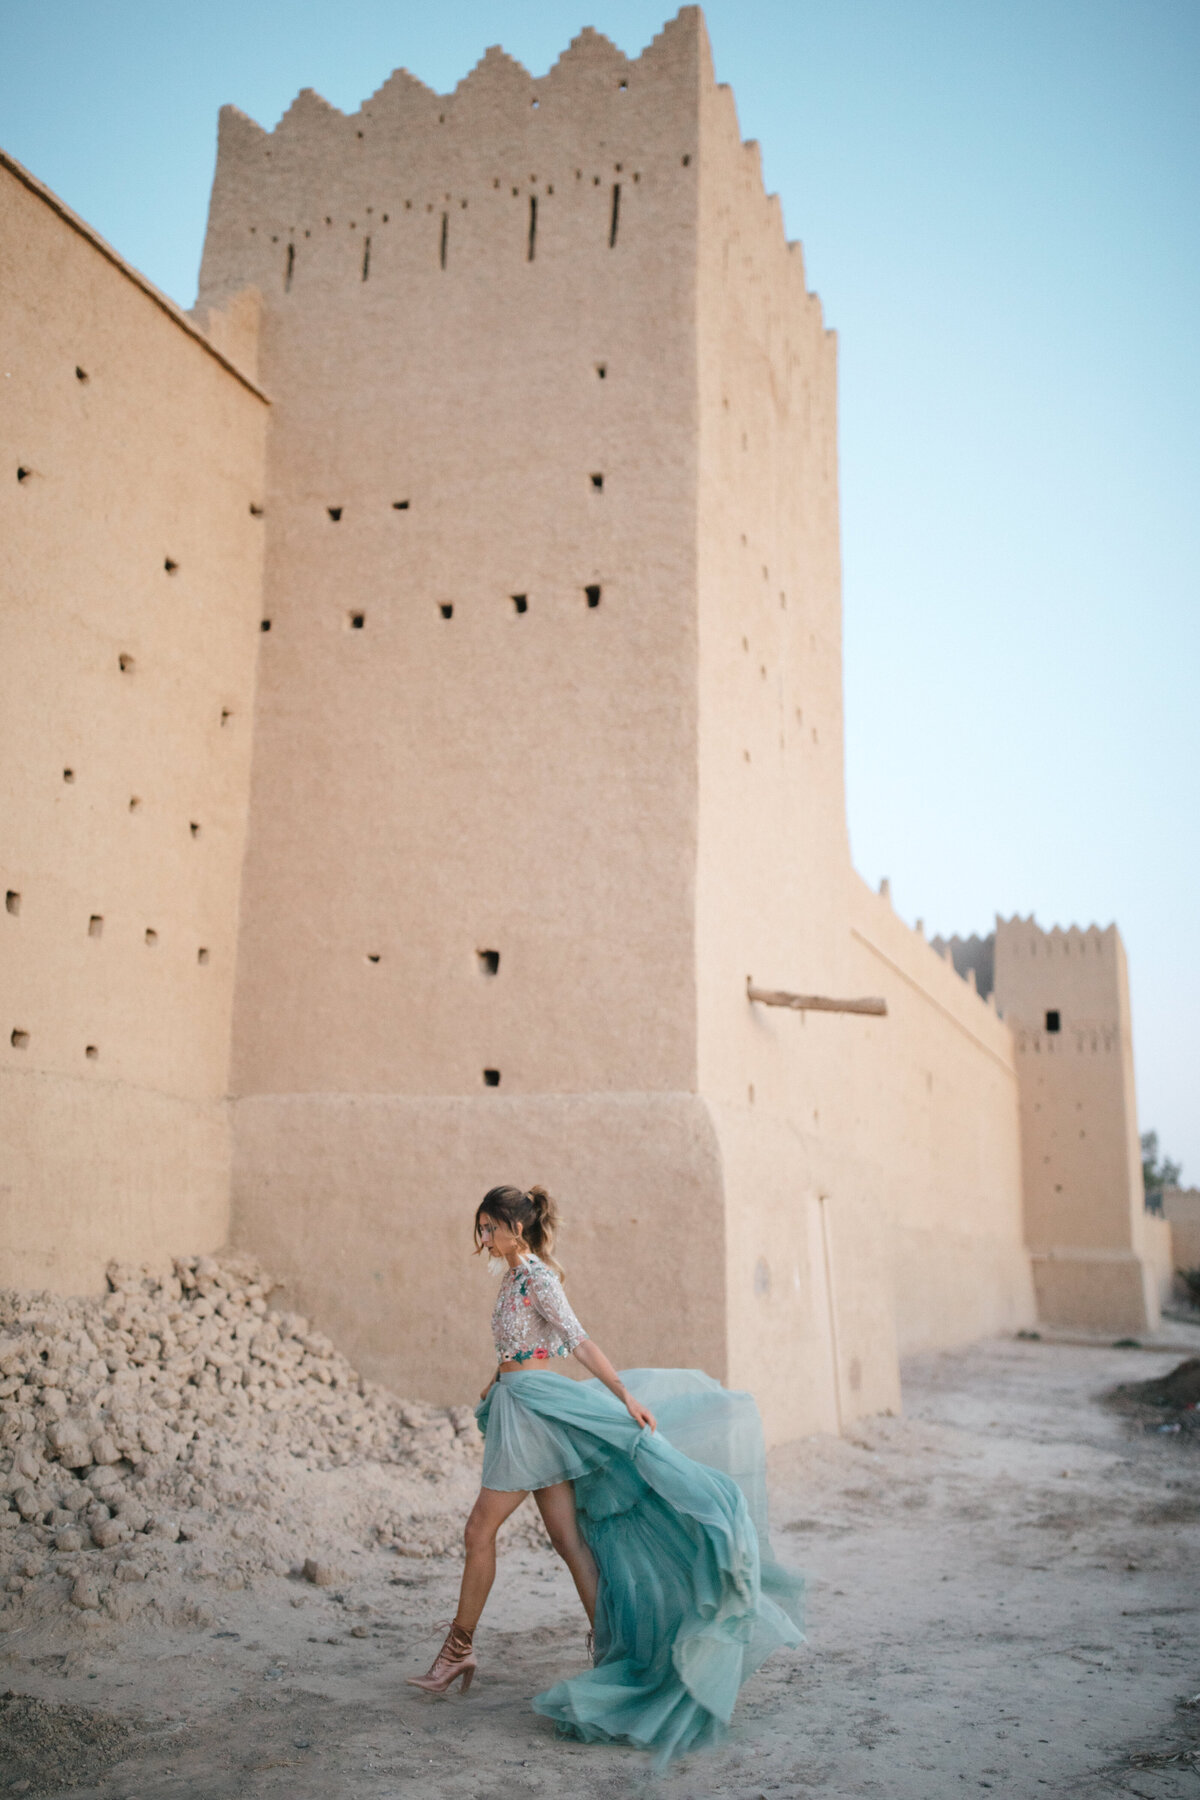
[{"x1": 406, "y1": 1621, "x2": 477, "y2": 1695}]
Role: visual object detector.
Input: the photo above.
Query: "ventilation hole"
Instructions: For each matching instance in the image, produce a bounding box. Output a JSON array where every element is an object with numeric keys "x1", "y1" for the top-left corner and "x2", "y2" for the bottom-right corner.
[
  {"x1": 511, "y1": 594, "x2": 527, "y2": 615},
  {"x1": 483, "y1": 1069, "x2": 501, "y2": 1087},
  {"x1": 593, "y1": 175, "x2": 600, "y2": 186},
  {"x1": 144, "y1": 928, "x2": 158, "y2": 946},
  {"x1": 349, "y1": 612, "x2": 365, "y2": 630},
  {"x1": 596, "y1": 364, "x2": 607, "y2": 379},
  {"x1": 128, "y1": 796, "x2": 141, "y2": 811},
  {"x1": 1046, "y1": 1010, "x2": 1061, "y2": 1033},
  {"x1": 285, "y1": 243, "x2": 295, "y2": 291},
  {"x1": 609, "y1": 184, "x2": 621, "y2": 248},
  {"x1": 381, "y1": 214, "x2": 388, "y2": 223},
  {"x1": 75, "y1": 366, "x2": 89, "y2": 383},
  {"x1": 682, "y1": 154, "x2": 691, "y2": 166},
  {"x1": 189, "y1": 821, "x2": 201, "y2": 837},
  {"x1": 11, "y1": 1030, "x2": 29, "y2": 1049},
  {"x1": 85, "y1": 1045, "x2": 98, "y2": 1061},
  {"x1": 366, "y1": 952, "x2": 381, "y2": 964},
  {"x1": 590, "y1": 473, "x2": 604, "y2": 491},
  {"x1": 393, "y1": 499, "x2": 410, "y2": 511},
  {"x1": 17, "y1": 467, "x2": 30, "y2": 482},
  {"x1": 478, "y1": 949, "x2": 500, "y2": 976},
  {"x1": 164, "y1": 558, "x2": 178, "y2": 574},
  {"x1": 118, "y1": 654, "x2": 135, "y2": 673},
  {"x1": 439, "y1": 603, "x2": 453, "y2": 620},
  {"x1": 63, "y1": 768, "x2": 75, "y2": 783},
  {"x1": 197, "y1": 947, "x2": 209, "y2": 965},
  {"x1": 88, "y1": 916, "x2": 103, "y2": 938},
  {"x1": 633, "y1": 172, "x2": 640, "y2": 183},
  {"x1": 327, "y1": 506, "x2": 343, "y2": 522},
  {"x1": 5, "y1": 892, "x2": 19, "y2": 916},
  {"x1": 547, "y1": 184, "x2": 554, "y2": 195},
  {"x1": 249, "y1": 503, "x2": 264, "y2": 516},
  {"x1": 618, "y1": 80, "x2": 628, "y2": 92},
  {"x1": 440, "y1": 212, "x2": 448, "y2": 269},
  {"x1": 531, "y1": 98, "x2": 539, "y2": 109},
  {"x1": 260, "y1": 619, "x2": 271, "y2": 632},
  {"x1": 361, "y1": 236, "x2": 371, "y2": 281},
  {"x1": 512, "y1": 186, "x2": 520, "y2": 197},
  {"x1": 585, "y1": 585, "x2": 601, "y2": 608},
  {"x1": 220, "y1": 709, "x2": 232, "y2": 726}
]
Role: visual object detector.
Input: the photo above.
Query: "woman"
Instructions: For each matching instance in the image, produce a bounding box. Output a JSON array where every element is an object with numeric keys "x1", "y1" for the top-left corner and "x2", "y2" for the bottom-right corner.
[{"x1": 407, "y1": 1184, "x2": 803, "y2": 1768}]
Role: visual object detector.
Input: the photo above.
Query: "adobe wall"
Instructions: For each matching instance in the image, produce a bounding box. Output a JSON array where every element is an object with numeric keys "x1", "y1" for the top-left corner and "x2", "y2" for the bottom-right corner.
[
  {"x1": 690, "y1": 36, "x2": 1033, "y2": 1437},
  {"x1": 0, "y1": 155, "x2": 268, "y2": 1294},
  {"x1": 197, "y1": 16, "x2": 737, "y2": 1401},
  {"x1": 994, "y1": 918, "x2": 1158, "y2": 1331}
]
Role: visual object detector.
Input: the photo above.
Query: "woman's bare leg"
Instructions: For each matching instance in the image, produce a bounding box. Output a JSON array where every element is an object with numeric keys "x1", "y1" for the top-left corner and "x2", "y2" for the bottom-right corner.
[
  {"x1": 454, "y1": 1486, "x2": 529, "y2": 1633},
  {"x1": 534, "y1": 1481, "x2": 599, "y2": 1626}
]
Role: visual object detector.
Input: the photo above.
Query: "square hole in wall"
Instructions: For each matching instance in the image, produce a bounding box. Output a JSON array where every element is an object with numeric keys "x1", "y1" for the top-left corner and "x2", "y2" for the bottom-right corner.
[
  {"x1": 483, "y1": 1069, "x2": 501, "y2": 1087},
  {"x1": 349, "y1": 612, "x2": 365, "y2": 630},
  {"x1": 477, "y1": 949, "x2": 500, "y2": 976},
  {"x1": 164, "y1": 558, "x2": 178, "y2": 574},
  {"x1": 596, "y1": 364, "x2": 607, "y2": 379},
  {"x1": 17, "y1": 467, "x2": 30, "y2": 483},
  {"x1": 393, "y1": 500, "x2": 410, "y2": 511},
  {"x1": 144, "y1": 928, "x2": 158, "y2": 947},
  {"x1": 260, "y1": 620, "x2": 272, "y2": 632},
  {"x1": 1045, "y1": 1010, "x2": 1061, "y2": 1033},
  {"x1": 197, "y1": 947, "x2": 209, "y2": 965},
  {"x1": 11, "y1": 1029, "x2": 29, "y2": 1049},
  {"x1": 85, "y1": 1045, "x2": 98, "y2": 1061},
  {"x1": 63, "y1": 768, "x2": 75, "y2": 783},
  {"x1": 118, "y1": 654, "x2": 135, "y2": 673},
  {"x1": 511, "y1": 595, "x2": 527, "y2": 615},
  {"x1": 249, "y1": 503, "x2": 264, "y2": 517},
  {"x1": 590, "y1": 473, "x2": 604, "y2": 491},
  {"x1": 439, "y1": 604, "x2": 453, "y2": 620},
  {"x1": 327, "y1": 507, "x2": 343, "y2": 522},
  {"x1": 5, "y1": 891, "x2": 20, "y2": 916},
  {"x1": 88, "y1": 916, "x2": 103, "y2": 938},
  {"x1": 366, "y1": 952, "x2": 381, "y2": 964},
  {"x1": 584, "y1": 585, "x2": 601, "y2": 608}
]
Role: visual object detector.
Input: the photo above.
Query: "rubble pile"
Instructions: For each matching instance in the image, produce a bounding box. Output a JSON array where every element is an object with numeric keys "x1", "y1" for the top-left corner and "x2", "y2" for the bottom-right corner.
[{"x1": 0, "y1": 1253, "x2": 484, "y2": 1632}]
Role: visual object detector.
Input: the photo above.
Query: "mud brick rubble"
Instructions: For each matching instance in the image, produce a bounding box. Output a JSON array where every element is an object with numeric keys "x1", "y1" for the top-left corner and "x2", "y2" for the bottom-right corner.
[{"x1": 0, "y1": 1253, "x2": 488, "y2": 1633}]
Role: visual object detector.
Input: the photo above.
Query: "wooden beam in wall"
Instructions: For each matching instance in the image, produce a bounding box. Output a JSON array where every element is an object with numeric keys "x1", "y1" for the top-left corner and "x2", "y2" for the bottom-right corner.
[{"x1": 747, "y1": 981, "x2": 888, "y2": 1017}]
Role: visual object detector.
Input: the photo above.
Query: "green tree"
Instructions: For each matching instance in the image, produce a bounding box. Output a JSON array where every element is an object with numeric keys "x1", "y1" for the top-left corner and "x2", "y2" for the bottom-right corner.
[{"x1": 1141, "y1": 1130, "x2": 1183, "y2": 1194}]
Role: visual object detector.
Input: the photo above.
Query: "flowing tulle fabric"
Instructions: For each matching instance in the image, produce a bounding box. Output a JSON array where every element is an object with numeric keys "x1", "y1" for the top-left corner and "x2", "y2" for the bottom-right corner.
[{"x1": 475, "y1": 1368, "x2": 804, "y2": 1768}]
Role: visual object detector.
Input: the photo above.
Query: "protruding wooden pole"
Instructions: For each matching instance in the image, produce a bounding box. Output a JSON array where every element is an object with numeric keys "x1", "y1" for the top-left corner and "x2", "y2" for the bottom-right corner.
[{"x1": 747, "y1": 980, "x2": 887, "y2": 1017}]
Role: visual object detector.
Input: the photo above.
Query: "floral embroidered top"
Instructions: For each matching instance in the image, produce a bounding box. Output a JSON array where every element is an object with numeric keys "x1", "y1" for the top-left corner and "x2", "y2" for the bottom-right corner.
[{"x1": 491, "y1": 1253, "x2": 588, "y2": 1365}]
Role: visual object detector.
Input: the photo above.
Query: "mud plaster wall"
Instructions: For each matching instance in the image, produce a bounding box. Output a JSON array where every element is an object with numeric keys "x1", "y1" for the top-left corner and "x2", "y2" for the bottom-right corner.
[{"x1": 0, "y1": 158, "x2": 268, "y2": 1292}]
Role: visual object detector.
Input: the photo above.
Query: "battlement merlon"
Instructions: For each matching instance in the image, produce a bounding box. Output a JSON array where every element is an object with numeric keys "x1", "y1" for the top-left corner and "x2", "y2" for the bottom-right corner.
[{"x1": 197, "y1": 8, "x2": 827, "y2": 339}]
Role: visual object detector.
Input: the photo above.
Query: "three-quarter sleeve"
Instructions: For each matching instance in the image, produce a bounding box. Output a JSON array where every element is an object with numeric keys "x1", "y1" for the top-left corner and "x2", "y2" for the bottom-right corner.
[{"x1": 525, "y1": 1259, "x2": 588, "y2": 1351}]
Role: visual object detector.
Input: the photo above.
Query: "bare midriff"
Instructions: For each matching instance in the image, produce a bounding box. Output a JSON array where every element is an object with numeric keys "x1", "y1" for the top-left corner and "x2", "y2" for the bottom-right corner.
[{"x1": 496, "y1": 1360, "x2": 569, "y2": 1375}]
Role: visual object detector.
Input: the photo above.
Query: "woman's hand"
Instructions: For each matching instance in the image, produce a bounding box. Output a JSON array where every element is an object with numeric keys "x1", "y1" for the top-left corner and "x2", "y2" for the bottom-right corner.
[{"x1": 624, "y1": 1393, "x2": 657, "y2": 1433}]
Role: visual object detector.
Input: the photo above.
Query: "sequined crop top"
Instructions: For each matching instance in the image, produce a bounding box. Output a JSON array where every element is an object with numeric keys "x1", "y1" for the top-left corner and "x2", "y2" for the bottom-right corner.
[{"x1": 491, "y1": 1253, "x2": 588, "y2": 1365}]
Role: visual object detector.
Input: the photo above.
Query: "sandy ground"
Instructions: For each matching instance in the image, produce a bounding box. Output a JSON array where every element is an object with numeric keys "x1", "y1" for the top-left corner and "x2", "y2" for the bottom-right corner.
[{"x1": 3, "y1": 1329, "x2": 1199, "y2": 1800}]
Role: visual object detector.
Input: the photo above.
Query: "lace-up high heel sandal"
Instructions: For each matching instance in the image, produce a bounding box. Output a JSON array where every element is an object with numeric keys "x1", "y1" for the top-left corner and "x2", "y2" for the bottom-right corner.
[{"x1": 406, "y1": 1621, "x2": 477, "y2": 1695}]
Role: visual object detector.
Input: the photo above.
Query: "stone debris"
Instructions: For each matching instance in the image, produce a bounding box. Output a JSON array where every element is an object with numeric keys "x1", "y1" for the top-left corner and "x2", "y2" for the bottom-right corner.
[{"x1": 0, "y1": 1251, "x2": 487, "y2": 1635}]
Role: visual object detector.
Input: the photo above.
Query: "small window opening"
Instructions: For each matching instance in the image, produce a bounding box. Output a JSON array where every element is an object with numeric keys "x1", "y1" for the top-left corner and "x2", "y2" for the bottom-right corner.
[
  {"x1": 366, "y1": 953, "x2": 381, "y2": 964},
  {"x1": 75, "y1": 366, "x2": 89, "y2": 383},
  {"x1": 249, "y1": 503, "x2": 264, "y2": 516},
  {"x1": 527, "y1": 193, "x2": 537, "y2": 261},
  {"x1": 478, "y1": 949, "x2": 500, "y2": 976},
  {"x1": 144, "y1": 928, "x2": 158, "y2": 947},
  {"x1": 189, "y1": 821, "x2": 201, "y2": 837},
  {"x1": 128, "y1": 796, "x2": 141, "y2": 811},
  {"x1": 439, "y1": 603, "x2": 453, "y2": 620},
  {"x1": 349, "y1": 612, "x2": 365, "y2": 630},
  {"x1": 618, "y1": 80, "x2": 628, "y2": 93},
  {"x1": 11, "y1": 1030, "x2": 29, "y2": 1050},
  {"x1": 88, "y1": 915, "x2": 103, "y2": 939},
  {"x1": 63, "y1": 768, "x2": 75, "y2": 783},
  {"x1": 164, "y1": 558, "x2": 178, "y2": 574},
  {"x1": 260, "y1": 619, "x2": 271, "y2": 632},
  {"x1": 118, "y1": 654, "x2": 135, "y2": 673},
  {"x1": 483, "y1": 1069, "x2": 501, "y2": 1087},
  {"x1": 585, "y1": 585, "x2": 601, "y2": 608},
  {"x1": 85, "y1": 1045, "x2": 98, "y2": 1061},
  {"x1": 1045, "y1": 1010, "x2": 1061, "y2": 1033},
  {"x1": 5, "y1": 892, "x2": 20, "y2": 916},
  {"x1": 393, "y1": 499, "x2": 410, "y2": 511},
  {"x1": 327, "y1": 506, "x2": 343, "y2": 522},
  {"x1": 440, "y1": 213, "x2": 448, "y2": 269},
  {"x1": 590, "y1": 472, "x2": 604, "y2": 491},
  {"x1": 361, "y1": 236, "x2": 371, "y2": 281},
  {"x1": 609, "y1": 183, "x2": 621, "y2": 247},
  {"x1": 285, "y1": 243, "x2": 295, "y2": 291},
  {"x1": 596, "y1": 363, "x2": 607, "y2": 380},
  {"x1": 511, "y1": 594, "x2": 527, "y2": 615},
  {"x1": 197, "y1": 947, "x2": 209, "y2": 965},
  {"x1": 17, "y1": 467, "x2": 30, "y2": 483},
  {"x1": 531, "y1": 98, "x2": 539, "y2": 110}
]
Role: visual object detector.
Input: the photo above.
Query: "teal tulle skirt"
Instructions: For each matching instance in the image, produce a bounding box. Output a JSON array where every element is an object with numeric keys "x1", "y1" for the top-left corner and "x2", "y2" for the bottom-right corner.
[{"x1": 475, "y1": 1367, "x2": 804, "y2": 1768}]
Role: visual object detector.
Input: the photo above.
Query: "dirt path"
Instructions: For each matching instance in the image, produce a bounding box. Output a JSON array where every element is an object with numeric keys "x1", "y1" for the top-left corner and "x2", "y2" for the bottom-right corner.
[{"x1": 3, "y1": 1334, "x2": 1198, "y2": 1800}]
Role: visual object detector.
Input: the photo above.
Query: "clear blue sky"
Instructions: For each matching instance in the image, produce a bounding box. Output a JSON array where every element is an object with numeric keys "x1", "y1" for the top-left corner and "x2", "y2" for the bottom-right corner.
[{"x1": 3, "y1": 2, "x2": 1197, "y2": 1179}]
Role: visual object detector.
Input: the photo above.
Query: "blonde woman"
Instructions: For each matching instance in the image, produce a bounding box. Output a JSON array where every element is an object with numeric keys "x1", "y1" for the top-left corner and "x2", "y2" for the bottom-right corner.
[{"x1": 407, "y1": 1184, "x2": 803, "y2": 1769}]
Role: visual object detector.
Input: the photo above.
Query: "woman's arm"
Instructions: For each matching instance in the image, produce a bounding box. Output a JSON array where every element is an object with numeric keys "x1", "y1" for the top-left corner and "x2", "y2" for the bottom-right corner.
[{"x1": 573, "y1": 1339, "x2": 657, "y2": 1432}]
